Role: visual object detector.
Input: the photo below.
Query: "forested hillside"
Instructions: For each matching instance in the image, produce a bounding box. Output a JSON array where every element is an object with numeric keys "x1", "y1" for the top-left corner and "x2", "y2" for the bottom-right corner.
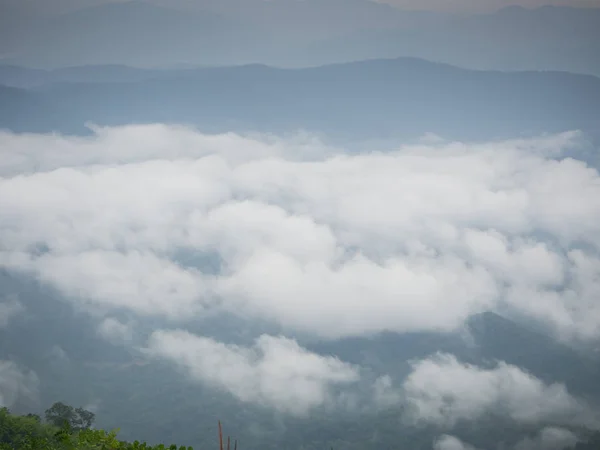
[
  {"x1": 1, "y1": 404, "x2": 194, "y2": 449},
  {"x1": 3, "y1": 405, "x2": 600, "y2": 450}
]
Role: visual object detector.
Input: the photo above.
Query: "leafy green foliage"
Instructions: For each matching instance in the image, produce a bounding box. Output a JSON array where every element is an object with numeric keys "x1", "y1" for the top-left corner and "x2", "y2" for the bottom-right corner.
[
  {"x1": 1, "y1": 407, "x2": 56, "y2": 449},
  {"x1": 0, "y1": 406, "x2": 193, "y2": 450},
  {"x1": 45, "y1": 402, "x2": 95, "y2": 431}
]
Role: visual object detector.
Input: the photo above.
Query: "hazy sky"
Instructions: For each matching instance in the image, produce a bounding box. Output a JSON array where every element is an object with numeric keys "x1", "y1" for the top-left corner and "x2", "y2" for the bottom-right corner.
[
  {"x1": 2, "y1": 0, "x2": 600, "y2": 16},
  {"x1": 381, "y1": 0, "x2": 600, "y2": 12}
]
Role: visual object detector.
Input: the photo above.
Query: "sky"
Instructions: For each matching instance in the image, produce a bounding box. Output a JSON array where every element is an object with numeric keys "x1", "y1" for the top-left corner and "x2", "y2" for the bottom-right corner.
[
  {"x1": 2, "y1": 0, "x2": 599, "y2": 16},
  {"x1": 380, "y1": 0, "x2": 600, "y2": 12}
]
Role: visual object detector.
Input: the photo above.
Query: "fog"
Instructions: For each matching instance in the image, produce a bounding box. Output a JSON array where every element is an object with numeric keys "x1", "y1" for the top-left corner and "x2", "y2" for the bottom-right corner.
[
  {"x1": 1, "y1": 127, "x2": 599, "y2": 344},
  {"x1": 1, "y1": 120, "x2": 599, "y2": 450}
]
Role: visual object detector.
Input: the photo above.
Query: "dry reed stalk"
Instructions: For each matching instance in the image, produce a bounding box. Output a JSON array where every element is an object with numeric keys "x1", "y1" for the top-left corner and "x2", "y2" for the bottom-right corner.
[{"x1": 218, "y1": 421, "x2": 223, "y2": 450}]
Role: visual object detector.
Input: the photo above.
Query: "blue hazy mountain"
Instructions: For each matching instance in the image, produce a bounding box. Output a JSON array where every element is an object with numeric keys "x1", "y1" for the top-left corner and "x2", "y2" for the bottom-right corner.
[
  {"x1": 0, "y1": 64, "x2": 174, "y2": 88},
  {"x1": 1, "y1": 1, "x2": 599, "y2": 76},
  {"x1": 1, "y1": 58, "x2": 599, "y2": 143},
  {"x1": 298, "y1": 6, "x2": 600, "y2": 75}
]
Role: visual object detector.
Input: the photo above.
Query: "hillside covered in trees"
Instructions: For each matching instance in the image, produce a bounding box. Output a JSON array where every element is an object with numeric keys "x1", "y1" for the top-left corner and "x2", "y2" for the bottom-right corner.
[
  {"x1": 3, "y1": 402, "x2": 600, "y2": 450},
  {"x1": 0, "y1": 402, "x2": 600, "y2": 450},
  {"x1": 0, "y1": 404, "x2": 194, "y2": 449}
]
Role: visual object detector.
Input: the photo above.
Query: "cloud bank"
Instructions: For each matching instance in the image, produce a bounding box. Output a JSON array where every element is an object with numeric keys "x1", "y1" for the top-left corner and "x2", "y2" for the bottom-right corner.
[
  {"x1": 97, "y1": 317, "x2": 134, "y2": 344},
  {"x1": 403, "y1": 353, "x2": 597, "y2": 428},
  {"x1": 145, "y1": 331, "x2": 359, "y2": 415},
  {"x1": 433, "y1": 435, "x2": 477, "y2": 450},
  {"x1": 1, "y1": 126, "x2": 600, "y2": 344}
]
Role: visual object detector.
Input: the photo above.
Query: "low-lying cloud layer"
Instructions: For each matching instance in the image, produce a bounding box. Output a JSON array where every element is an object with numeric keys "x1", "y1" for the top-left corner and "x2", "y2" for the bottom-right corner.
[
  {"x1": 403, "y1": 353, "x2": 597, "y2": 428},
  {"x1": 1, "y1": 125, "x2": 599, "y2": 342},
  {"x1": 145, "y1": 331, "x2": 359, "y2": 415},
  {"x1": 433, "y1": 435, "x2": 477, "y2": 450},
  {"x1": 3, "y1": 123, "x2": 600, "y2": 431}
]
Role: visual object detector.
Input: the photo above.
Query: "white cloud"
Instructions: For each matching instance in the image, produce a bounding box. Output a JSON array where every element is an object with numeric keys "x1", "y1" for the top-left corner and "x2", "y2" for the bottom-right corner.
[
  {"x1": 2, "y1": 251, "x2": 211, "y2": 318},
  {"x1": 0, "y1": 360, "x2": 39, "y2": 408},
  {"x1": 507, "y1": 250, "x2": 600, "y2": 341},
  {"x1": 97, "y1": 317, "x2": 133, "y2": 343},
  {"x1": 145, "y1": 330, "x2": 359, "y2": 415},
  {"x1": 402, "y1": 353, "x2": 597, "y2": 428},
  {"x1": 372, "y1": 375, "x2": 402, "y2": 409},
  {"x1": 514, "y1": 427, "x2": 579, "y2": 450},
  {"x1": 1, "y1": 126, "x2": 600, "y2": 340},
  {"x1": 433, "y1": 435, "x2": 477, "y2": 450},
  {"x1": 46, "y1": 345, "x2": 70, "y2": 365},
  {"x1": 0, "y1": 295, "x2": 23, "y2": 328}
]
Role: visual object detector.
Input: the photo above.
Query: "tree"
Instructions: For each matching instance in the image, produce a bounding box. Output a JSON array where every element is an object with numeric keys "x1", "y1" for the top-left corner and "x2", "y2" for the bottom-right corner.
[
  {"x1": 25, "y1": 413, "x2": 41, "y2": 423},
  {"x1": 44, "y1": 402, "x2": 95, "y2": 431},
  {"x1": 1, "y1": 407, "x2": 194, "y2": 449},
  {"x1": 45, "y1": 402, "x2": 75, "y2": 429},
  {"x1": 73, "y1": 407, "x2": 95, "y2": 431}
]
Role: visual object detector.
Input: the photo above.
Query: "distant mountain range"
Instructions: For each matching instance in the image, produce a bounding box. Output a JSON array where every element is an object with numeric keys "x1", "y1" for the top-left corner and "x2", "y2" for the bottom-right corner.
[
  {"x1": 1, "y1": 0, "x2": 599, "y2": 76},
  {"x1": 1, "y1": 57, "x2": 599, "y2": 143},
  {"x1": 0, "y1": 64, "x2": 169, "y2": 88},
  {"x1": 310, "y1": 310, "x2": 600, "y2": 402},
  {"x1": 295, "y1": 5, "x2": 600, "y2": 75}
]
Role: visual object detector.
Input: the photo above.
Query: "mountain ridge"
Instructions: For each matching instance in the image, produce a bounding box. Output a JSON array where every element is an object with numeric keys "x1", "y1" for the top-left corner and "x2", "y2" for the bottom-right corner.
[
  {"x1": 1, "y1": 56, "x2": 599, "y2": 143},
  {"x1": 1, "y1": 1, "x2": 599, "y2": 74}
]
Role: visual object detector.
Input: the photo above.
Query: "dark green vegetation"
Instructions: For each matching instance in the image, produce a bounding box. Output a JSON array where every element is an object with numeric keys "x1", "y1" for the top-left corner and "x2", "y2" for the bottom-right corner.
[
  {"x1": 44, "y1": 403, "x2": 95, "y2": 431},
  {"x1": 3, "y1": 404, "x2": 600, "y2": 450},
  {"x1": 0, "y1": 404, "x2": 193, "y2": 449}
]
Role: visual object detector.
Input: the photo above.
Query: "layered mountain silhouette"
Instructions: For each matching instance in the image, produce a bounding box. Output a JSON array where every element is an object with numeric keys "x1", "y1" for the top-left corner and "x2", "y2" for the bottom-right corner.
[
  {"x1": 1, "y1": 1, "x2": 599, "y2": 75},
  {"x1": 1, "y1": 58, "x2": 599, "y2": 142}
]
